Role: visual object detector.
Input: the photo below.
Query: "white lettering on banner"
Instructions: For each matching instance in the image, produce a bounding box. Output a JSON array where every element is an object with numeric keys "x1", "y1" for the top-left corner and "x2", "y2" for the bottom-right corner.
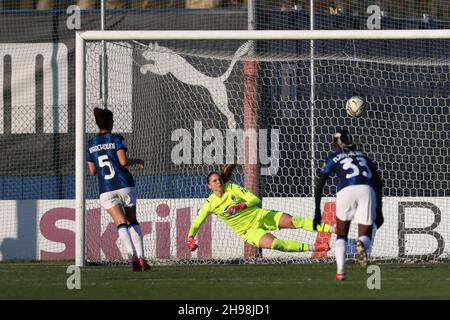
[
  {"x1": 66, "y1": 5, "x2": 81, "y2": 30},
  {"x1": 366, "y1": 265, "x2": 381, "y2": 290},
  {"x1": 171, "y1": 121, "x2": 280, "y2": 175},
  {"x1": 66, "y1": 265, "x2": 81, "y2": 290},
  {"x1": 0, "y1": 198, "x2": 448, "y2": 261},
  {"x1": 367, "y1": 5, "x2": 382, "y2": 30},
  {"x1": 0, "y1": 43, "x2": 68, "y2": 134},
  {"x1": 0, "y1": 42, "x2": 133, "y2": 135}
]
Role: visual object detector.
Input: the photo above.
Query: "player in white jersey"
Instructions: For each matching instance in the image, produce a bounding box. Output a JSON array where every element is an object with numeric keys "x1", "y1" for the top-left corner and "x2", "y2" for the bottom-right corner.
[
  {"x1": 314, "y1": 129, "x2": 384, "y2": 281},
  {"x1": 86, "y1": 108, "x2": 150, "y2": 271}
]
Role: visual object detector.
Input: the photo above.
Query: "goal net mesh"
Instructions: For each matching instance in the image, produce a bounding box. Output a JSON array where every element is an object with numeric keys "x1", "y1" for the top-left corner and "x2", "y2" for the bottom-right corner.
[{"x1": 84, "y1": 38, "x2": 450, "y2": 265}]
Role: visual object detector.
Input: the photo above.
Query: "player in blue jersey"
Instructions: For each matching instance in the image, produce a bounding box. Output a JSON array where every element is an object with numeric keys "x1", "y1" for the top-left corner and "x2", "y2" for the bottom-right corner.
[
  {"x1": 313, "y1": 129, "x2": 384, "y2": 281},
  {"x1": 86, "y1": 108, "x2": 150, "y2": 272}
]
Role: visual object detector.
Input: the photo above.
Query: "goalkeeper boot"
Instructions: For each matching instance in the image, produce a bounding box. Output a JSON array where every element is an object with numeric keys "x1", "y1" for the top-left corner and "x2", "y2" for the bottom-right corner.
[
  {"x1": 355, "y1": 240, "x2": 369, "y2": 268},
  {"x1": 131, "y1": 255, "x2": 141, "y2": 272},
  {"x1": 139, "y1": 258, "x2": 151, "y2": 272},
  {"x1": 334, "y1": 272, "x2": 346, "y2": 281}
]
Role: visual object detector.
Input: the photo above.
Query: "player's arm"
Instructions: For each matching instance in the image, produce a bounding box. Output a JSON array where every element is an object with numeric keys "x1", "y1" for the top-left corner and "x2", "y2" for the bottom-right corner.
[
  {"x1": 86, "y1": 149, "x2": 96, "y2": 175},
  {"x1": 86, "y1": 160, "x2": 97, "y2": 176},
  {"x1": 187, "y1": 201, "x2": 212, "y2": 251},
  {"x1": 117, "y1": 149, "x2": 145, "y2": 169},
  {"x1": 371, "y1": 163, "x2": 384, "y2": 228},
  {"x1": 313, "y1": 161, "x2": 332, "y2": 230},
  {"x1": 233, "y1": 184, "x2": 261, "y2": 208},
  {"x1": 226, "y1": 184, "x2": 261, "y2": 215},
  {"x1": 115, "y1": 136, "x2": 144, "y2": 169},
  {"x1": 220, "y1": 164, "x2": 237, "y2": 183}
]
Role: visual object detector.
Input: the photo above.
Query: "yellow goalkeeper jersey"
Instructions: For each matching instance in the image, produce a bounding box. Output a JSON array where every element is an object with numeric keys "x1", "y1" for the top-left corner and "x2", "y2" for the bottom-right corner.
[{"x1": 188, "y1": 183, "x2": 262, "y2": 238}]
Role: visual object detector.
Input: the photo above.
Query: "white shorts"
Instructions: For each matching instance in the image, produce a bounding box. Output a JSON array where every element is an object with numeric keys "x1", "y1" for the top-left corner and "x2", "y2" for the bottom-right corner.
[
  {"x1": 99, "y1": 187, "x2": 136, "y2": 210},
  {"x1": 336, "y1": 184, "x2": 376, "y2": 226}
]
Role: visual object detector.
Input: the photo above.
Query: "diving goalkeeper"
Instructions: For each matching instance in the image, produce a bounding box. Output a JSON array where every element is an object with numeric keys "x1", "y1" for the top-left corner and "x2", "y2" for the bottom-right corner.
[{"x1": 187, "y1": 165, "x2": 334, "y2": 253}]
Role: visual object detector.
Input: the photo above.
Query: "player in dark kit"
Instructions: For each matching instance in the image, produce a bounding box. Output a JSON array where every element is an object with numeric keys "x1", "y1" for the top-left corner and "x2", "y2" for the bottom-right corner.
[
  {"x1": 86, "y1": 107, "x2": 150, "y2": 271},
  {"x1": 314, "y1": 129, "x2": 384, "y2": 281}
]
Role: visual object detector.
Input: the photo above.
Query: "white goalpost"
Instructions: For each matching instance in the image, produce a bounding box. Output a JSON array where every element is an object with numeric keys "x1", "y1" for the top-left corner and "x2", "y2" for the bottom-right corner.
[{"x1": 76, "y1": 30, "x2": 450, "y2": 267}]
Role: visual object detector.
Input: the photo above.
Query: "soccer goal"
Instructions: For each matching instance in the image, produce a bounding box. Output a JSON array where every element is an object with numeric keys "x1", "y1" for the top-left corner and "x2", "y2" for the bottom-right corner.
[{"x1": 75, "y1": 30, "x2": 450, "y2": 267}]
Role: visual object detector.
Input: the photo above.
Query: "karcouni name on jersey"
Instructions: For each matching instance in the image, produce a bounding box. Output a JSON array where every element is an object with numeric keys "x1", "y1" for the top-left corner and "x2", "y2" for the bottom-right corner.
[
  {"x1": 89, "y1": 143, "x2": 116, "y2": 153},
  {"x1": 332, "y1": 150, "x2": 364, "y2": 163}
]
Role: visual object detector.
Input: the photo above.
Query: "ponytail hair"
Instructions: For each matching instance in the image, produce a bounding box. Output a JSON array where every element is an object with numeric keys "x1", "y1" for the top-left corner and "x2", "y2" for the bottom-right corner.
[
  {"x1": 333, "y1": 128, "x2": 355, "y2": 151},
  {"x1": 94, "y1": 107, "x2": 113, "y2": 130}
]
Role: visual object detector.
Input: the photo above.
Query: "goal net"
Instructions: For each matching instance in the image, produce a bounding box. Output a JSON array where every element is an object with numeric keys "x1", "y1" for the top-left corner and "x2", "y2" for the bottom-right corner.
[{"x1": 78, "y1": 31, "x2": 450, "y2": 266}]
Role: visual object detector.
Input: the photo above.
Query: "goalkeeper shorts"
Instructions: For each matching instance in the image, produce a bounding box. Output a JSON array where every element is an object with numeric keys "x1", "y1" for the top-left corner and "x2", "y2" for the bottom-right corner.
[
  {"x1": 241, "y1": 209, "x2": 283, "y2": 247},
  {"x1": 99, "y1": 187, "x2": 136, "y2": 210}
]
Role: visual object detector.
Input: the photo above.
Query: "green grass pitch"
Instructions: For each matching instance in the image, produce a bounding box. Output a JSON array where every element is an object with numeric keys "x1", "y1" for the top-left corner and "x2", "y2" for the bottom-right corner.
[{"x1": 1, "y1": 262, "x2": 449, "y2": 299}]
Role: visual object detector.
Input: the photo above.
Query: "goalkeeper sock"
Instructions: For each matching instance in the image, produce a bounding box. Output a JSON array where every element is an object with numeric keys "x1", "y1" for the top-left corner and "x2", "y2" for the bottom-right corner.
[
  {"x1": 128, "y1": 223, "x2": 145, "y2": 259},
  {"x1": 358, "y1": 235, "x2": 371, "y2": 254},
  {"x1": 335, "y1": 236, "x2": 347, "y2": 273},
  {"x1": 117, "y1": 224, "x2": 136, "y2": 257},
  {"x1": 271, "y1": 239, "x2": 309, "y2": 252},
  {"x1": 292, "y1": 217, "x2": 332, "y2": 233}
]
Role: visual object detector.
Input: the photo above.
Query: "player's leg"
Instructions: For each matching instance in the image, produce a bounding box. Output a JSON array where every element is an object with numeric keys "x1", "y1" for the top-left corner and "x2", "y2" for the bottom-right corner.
[
  {"x1": 105, "y1": 204, "x2": 137, "y2": 263},
  {"x1": 245, "y1": 224, "x2": 328, "y2": 252},
  {"x1": 106, "y1": 204, "x2": 127, "y2": 225},
  {"x1": 277, "y1": 213, "x2": 334, "y2": 233},
  {"x1": 354, "y1": 185, "x2": 377, "y2": 268},
  {"x1": 255, "y1": 210, "x2": 329, "y2": 251},
  {"x1": 124, "y1": 205, "x2": 144, "y2": 258},
  {"x1": 355, "y1": 224, "x2": 372, "y2": 268},
  {"x1": 124, "y1": 205, "x2": 150, "y2": 271},
  {"x1": 335, "y1": 218, "x2": 351, "y2": 281},
  {"x1": 122, "y1": 187, "x2": 150, "y2": 271},
  {"x1": 258, "y1": 232, "x2": 312, "y2": 252},
  {"x1": 334, "y1": 186, "x2": 356, "y2": 281}
]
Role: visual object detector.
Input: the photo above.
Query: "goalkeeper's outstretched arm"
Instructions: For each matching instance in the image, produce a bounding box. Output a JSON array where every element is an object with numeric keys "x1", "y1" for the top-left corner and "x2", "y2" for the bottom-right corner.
[{"x1": 187, "y1": 201, "x2": 212, "y2": 251}]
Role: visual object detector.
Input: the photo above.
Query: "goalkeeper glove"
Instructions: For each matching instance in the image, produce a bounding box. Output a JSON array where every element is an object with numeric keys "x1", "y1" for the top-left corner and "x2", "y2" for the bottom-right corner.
[
  {"x1": 313, "y1": 208, "x2": 322, "y2": 231},
  {"x1": 226, "y1": 203, "x2": 247, "y2": 215},
  {"x1": 187, "y1": 236, "x2": 198, "y2": 252}
]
